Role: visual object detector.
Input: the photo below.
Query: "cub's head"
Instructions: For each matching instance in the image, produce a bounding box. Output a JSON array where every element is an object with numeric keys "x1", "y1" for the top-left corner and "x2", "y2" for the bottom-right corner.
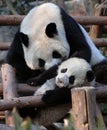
[
  {"x1": 56, "y1": 57, "x2": 95, "y2": 88},
  {"x1": 19, "y1": 3, "x2": 70, "y2": 70}
]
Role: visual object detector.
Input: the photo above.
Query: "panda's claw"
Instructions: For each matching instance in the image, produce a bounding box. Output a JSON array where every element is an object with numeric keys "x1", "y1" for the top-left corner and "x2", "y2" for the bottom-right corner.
[{"x1": 26, "y1": 79, "x2": 37, "y2": 86}]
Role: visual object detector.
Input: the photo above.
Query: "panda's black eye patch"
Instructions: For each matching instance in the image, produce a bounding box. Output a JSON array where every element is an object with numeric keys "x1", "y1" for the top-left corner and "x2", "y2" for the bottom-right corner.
[
  {"x1": 45, "y1": 23, "x2": 57, "y2": 38},
  {"x1": 19, "y1": 32, "x2": 29, "y2": 47},
  {"x1": 69, "y1": 76, "x2": 75, "y2": 84},
  {"x1": 52, "y1": 51, "x2": 62, "y2": 58},
  {"x1": 61, "y1": 68, "x2": 67, "y2": 73},
  {"x1": 38, "y1": 58, "x2": 45, "y2": 68}
]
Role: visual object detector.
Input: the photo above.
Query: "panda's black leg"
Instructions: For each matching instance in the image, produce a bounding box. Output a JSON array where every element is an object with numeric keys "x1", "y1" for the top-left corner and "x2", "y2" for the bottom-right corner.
[
  {"x1": 42, "y1": 87, "x2": 71, "y2": 105},
  {"x1": 27, "y1": 65, "x2": 58, "y2": 86}
]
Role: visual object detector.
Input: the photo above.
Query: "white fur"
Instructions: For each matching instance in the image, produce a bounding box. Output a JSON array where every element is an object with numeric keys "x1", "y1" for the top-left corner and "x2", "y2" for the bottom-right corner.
[
  {"x1": 34, "y1": 78, "x2": 55, "y2": 95},
  {"x1": 79, "y1": 24, "x2": 105, "y2": 66},
  {"x1": 21, "y1": 3, "x2": 70, "y2": 70},
  {"x1": 56, "y1": 57, "x2": 95, "y2": 88}
]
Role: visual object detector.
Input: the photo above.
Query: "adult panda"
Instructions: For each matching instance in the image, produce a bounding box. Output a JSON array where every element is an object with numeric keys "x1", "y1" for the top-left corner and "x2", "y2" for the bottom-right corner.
[
  {"x1": 6, "y1": 2, "x2": 107, "y2": 84},
  {"x1": 19, "y1": 57, "x2": 95, "y2": 126}
]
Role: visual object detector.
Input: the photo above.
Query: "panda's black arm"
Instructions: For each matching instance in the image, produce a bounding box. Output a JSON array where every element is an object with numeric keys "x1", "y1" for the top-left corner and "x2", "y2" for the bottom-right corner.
[
  {"x1": 42, "y1": 87, "x2": 71, "y2": 105},
  {"x1": 27, "y1": 64, "x2": 58, "y2": 86}
]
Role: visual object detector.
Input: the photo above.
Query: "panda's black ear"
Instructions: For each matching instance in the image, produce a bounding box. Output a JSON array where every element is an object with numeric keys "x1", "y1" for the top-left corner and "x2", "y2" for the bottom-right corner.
[
  {"x1": 86, "y1": 70, "x2": 95, "y2": 82},
  {"x1": 45, "y1": 23, "x2": 57, "y2": 38},
  {"x1": 19, "y1": 32, "x2": 29, "y2": 47}
]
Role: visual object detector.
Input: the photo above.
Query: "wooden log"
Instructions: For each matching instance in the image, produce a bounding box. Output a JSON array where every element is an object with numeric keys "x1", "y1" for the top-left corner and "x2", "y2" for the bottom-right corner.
[
  {"x1": 0, "y1": 83, "x2": 106, "y2": 101},
  {"x1": 89, "y1": 4, "x2": 103, "y2": 38},
  {"x1": 0, "y1": 38, "x2": 106, "y2": 51},
  {"x1": 73, "y1": 16, "x2": 107, "y2": 25},
  {"x1": 0, "y1": 42, "x2": 10, "y2": 50},
  {"x1": 0, "y1": 15, "x2": 107, "y2": 25},
  {"x1": 1, "y1": 64, "x2": 18, "y2": 99},
  {"x1": 93, "y1": 38, "x2": 107, "y2": 47},
  {"x1": 71, "y1": 87, "x2": 98, "y2": 130},
  {"x1": 0, "y1": 83, "x2": 37, "y2": 96},
  {"x1": 0, "y1": 15, "x2": 24, "y2": 26},
  {"x1": 0, "y1": 95, "x2": 44, "y2": 111},
  {"x1": 1, "y1": 64, "x2": 18, "y2": 126}
]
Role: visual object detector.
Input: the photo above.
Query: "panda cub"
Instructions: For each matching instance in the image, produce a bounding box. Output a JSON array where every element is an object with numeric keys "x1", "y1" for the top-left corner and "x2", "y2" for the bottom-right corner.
[{"x1": 34, "y1": 57, "x2": 95, "y2": 96}]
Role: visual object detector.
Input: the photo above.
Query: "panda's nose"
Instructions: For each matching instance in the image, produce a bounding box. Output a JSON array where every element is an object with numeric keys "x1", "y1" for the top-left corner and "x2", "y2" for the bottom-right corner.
[
  {"x1": 56, "y1": 75, "x2": 69, "y2": 87},
  {"x1": 38, "y1": 58, "x2": 45, "y2": 68},
  {"x1": 57, "y1": 78, "x2": 63, "y2": 84}
]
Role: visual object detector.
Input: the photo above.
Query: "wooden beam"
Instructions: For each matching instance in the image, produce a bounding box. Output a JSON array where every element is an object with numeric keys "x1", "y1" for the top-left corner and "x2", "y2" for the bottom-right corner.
[
  {"x1": 0, "y1": 15, "x2": 107, "y2": 25},
  {"x1": 0, "y1": 38, "x2": 106, "y2": 51}
]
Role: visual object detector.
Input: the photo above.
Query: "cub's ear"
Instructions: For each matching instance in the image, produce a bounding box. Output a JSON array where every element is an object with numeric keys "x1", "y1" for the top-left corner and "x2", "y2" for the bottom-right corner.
[
  {"x1": 86, "y1": 70, "x2": 95, "y2": 82},
  {"x1": 45, "y1": 23, "x2": 57, "y2": 38},
  {"x1": 19, "y1": 32, "x2": 29, "y2": 47}
]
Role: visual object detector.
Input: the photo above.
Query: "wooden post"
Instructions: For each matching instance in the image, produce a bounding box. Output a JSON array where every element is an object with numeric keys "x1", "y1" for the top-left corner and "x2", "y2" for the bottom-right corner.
[
  {"x1": 89, "y1": 4, "x2": 103, "y2": 38},
  {"x1": 71, "y1": 87, "x2": 100, "y2": 130},
  {"x1": 1, "y1": 64, "x2": 18, "y2": 126}
]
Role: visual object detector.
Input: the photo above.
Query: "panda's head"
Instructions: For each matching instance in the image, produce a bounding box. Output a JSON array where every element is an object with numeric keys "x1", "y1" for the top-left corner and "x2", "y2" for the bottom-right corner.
[
  {"x1": 19, "y1": 3, "x2": 70, "y2": 70},
  {"x1": 56, "y1": 57, "x2": 95, "y2": 88}
]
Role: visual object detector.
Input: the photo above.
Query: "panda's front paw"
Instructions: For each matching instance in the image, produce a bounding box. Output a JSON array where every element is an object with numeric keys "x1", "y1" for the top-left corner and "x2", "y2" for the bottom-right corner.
[
  {"x1": 27, "y1": 78, "x2": 38, "y2": 86},
  {"x1": 42, "y1": 88, "x2": 71, "y2": 105},
  {"x1": 27, "y1": 76, "x2": 46, "y2": 86}
]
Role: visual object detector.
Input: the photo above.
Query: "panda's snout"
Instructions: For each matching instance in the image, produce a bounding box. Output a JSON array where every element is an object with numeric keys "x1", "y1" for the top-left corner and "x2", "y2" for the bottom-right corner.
[
  {"x1": 57, "y1": 78, "x2": 63, "y2": 84},
  {"x1": 56, "y1": 75, "x2": 69, "y2": 88}
]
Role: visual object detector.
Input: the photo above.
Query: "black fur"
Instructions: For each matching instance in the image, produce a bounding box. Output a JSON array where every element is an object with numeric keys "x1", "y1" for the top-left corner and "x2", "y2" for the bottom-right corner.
[
  {"x1": 69, "y1": 76, "x2": 75, "y2": 84},
  {"x1": 27, "y1": 65, "x2": 58, "y2": 86},
  {"x1": 60, "y1": 8, "x2": 91, "y2": 63},
  {"x1": 38, "y1": 58, "x2": 45, "y2": 68},
  {"x1": 45, "y1": 23, "x2": 57, "y2": 38},
  {"x1": 19, "y1": 32, "x2": 29, "y2": 47},
  {"x1": 92, "y1": 60, "x2": 107, "y2": 84},
  {"x1": 52, "y1": 50, "x2": 62, "y2": 58},
  {"x1": 6, "y1": 30, "x2": 43, "y2": 82},
  {"x1": 86, "y1": 71, "x2": 94, "y2": 82},
  {"x1": 42, "y1": 87, "x2": 71, "y2": 105}
]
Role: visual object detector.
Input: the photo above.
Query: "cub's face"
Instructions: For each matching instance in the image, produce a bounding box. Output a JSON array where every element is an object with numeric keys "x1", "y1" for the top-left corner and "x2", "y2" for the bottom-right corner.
[{"x1": 56, "y1": 58, "x2": 95, "y2": 88}]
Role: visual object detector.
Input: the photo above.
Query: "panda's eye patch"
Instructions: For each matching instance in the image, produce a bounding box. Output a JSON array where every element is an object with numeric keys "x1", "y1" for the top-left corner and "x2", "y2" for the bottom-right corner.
[
  {"x1": 52, "y1": 51, "x2": 62, "y2": 58},
  {"x1": 38, "y1": 58, "x2": 45, "y2": 68},
  {"x1": 61, "y1": 68, "x2": 67, "y2": 73},
  {"x1": 69, "y1": 76, "x2": 75, "y2": 84}
]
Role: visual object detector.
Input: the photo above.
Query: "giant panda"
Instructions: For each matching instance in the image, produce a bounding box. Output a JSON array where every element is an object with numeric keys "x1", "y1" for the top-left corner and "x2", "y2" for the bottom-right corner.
[
  {"x1": 19, "y1": 57, "x2": 95, "y2": 126},
  {"x1": 6, "y1": 2, "x2": 107, "y2": 84}
]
